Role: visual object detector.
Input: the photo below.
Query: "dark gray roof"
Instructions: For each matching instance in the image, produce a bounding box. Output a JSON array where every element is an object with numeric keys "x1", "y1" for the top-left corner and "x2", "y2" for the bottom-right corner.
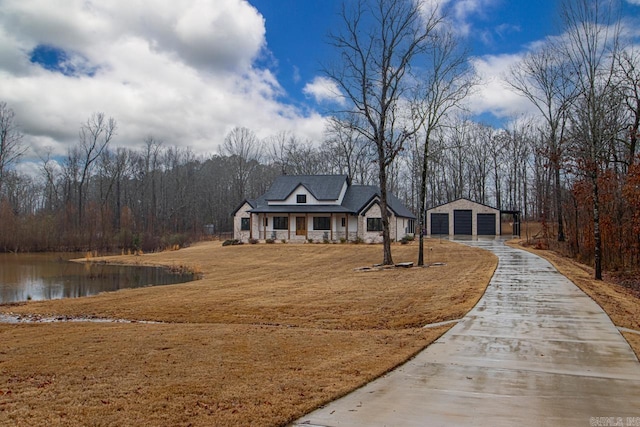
[
  {"x1": 341, "y1": 185, "x2": 377, "y2": 212},
  {"x1": 343, "y1": 185, "x2": 416, "y2": 219},
  {"x1": 387, "y1": 191, "x2": 416, "y2": 219},
  {"x1": 264, "y1": 174, "x2": 349, "y2": 201},
  {"x1": 244, "y1": 175, "x2": 415, "y2": 219},
  {"x1": 230, "y1": 194, "x2": 266, "y2": 216}
]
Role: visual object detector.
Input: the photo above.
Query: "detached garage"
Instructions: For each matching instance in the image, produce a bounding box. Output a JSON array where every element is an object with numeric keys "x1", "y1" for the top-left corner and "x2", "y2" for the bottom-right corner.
[{"x1": 426, "y1": 198, "x2": 501, "y2": 237}]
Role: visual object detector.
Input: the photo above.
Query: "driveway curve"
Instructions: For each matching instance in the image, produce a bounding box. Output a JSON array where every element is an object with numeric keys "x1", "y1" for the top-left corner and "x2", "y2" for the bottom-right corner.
[{"x1": 293, "y1": 238, "x2": 640, "y2": 426}]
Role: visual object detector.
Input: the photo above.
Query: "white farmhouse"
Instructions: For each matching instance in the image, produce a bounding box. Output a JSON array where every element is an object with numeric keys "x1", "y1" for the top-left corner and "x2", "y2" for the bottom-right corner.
[{"x1": 232, "y1": 174, "x2": 416, "y2": 243}]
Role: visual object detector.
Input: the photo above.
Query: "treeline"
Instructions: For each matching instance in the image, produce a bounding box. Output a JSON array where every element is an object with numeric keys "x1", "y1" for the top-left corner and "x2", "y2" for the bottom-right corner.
[
  {"x1": 0, "y1": 125, "x2": 277, "y2": 252},
  {"x1": 505, "y1": 0, "x2": 640, "y2": 278},
  {"x1": 0, "y1": 105, "x2": 587, "y2": 254}
]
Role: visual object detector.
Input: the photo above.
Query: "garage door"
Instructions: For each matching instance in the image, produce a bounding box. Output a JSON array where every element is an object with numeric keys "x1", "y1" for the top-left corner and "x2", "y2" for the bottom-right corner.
[
  {"x1": 454, "y1": 210, "x2": 472, "y2": 235},
  {"x1": 477, "y1": 213, "x2": 496, "y2": 235},
  {"x1": 430, "y1": 213, "x2": 449, "y2": 235}
]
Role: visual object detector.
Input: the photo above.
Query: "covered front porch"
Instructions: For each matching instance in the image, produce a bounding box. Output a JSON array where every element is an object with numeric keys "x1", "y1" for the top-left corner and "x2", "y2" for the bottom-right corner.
[{"x1": 251, "y1": 212, "x2": 359, "y2": 242}]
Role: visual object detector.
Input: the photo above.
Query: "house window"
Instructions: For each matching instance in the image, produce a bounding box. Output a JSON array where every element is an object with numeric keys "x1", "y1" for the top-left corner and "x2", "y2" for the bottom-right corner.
[
  {"x1": 341, "y1": 217, "x2": 346, "y2": 227},
  {"x1": 241, "y1": 218, "x2": 250, "y2": 231},
  {"x1": 313, "y1": 217, "x2": 330, "y2": 230},
  {"x1": 273, "y1": 216, "x2": 289, "y2": 230},
  {"x1": 367, "y1": 218, "x2": 383, "y2": 232},
  {"x1": 407, "y1": 219, "x2": 415, "y2": 234},
  {"x1": 264, "y1": 217, "x2": 268, "y2": 227},
  {"x1": 297, "y1": 194, "x2": 307, "y2": 204}
]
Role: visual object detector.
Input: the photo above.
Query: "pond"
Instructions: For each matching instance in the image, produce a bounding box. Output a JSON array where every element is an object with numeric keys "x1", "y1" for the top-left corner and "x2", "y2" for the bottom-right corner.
[{"x1": 0, "y1": 253, "x2": 196, "y2": 304}]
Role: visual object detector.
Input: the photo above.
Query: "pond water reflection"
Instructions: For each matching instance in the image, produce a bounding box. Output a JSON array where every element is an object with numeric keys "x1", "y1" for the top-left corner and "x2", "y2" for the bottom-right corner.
[{"x1": 0, "y1": 253, "x2": 195, "y2": 303}]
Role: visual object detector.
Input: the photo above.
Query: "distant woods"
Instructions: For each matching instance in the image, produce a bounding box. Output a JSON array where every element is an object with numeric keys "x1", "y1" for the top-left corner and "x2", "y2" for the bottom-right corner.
[{"x1": 0, "y1": 112, "x2": 538, "y2": 253}]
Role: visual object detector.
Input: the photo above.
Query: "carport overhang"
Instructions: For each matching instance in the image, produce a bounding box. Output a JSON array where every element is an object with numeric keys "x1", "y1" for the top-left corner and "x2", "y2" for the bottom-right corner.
[{"x1": 500, "y1": 209, "x2": 522, "y2": 236}]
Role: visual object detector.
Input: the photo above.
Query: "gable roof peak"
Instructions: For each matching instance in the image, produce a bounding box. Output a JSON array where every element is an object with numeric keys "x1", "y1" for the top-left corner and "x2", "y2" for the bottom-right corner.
[{"x1": 264, "y1": 174, "x2": 349, "y2": 201}]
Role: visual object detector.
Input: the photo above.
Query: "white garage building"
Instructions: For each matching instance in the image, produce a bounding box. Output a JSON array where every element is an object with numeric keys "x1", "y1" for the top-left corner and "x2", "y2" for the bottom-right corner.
[{"x1": 426, "y1": 198, "x2": 502, "y2": 236}]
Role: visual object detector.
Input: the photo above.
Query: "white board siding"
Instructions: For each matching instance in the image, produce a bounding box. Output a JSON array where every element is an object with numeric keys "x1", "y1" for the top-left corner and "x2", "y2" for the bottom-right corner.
[
  {"x1": 233, "y1": 202, "x2": 255, "y2": 242},
  {"x1": 397, "y1": 218, "x2": 414, "y2": 237},
  {"x1": 359, "y1": 203, "x2": 404, "y2": 243}
]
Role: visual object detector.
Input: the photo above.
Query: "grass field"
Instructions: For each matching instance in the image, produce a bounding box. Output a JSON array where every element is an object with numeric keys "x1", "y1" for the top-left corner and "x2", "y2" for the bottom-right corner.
[{"x1": 0, "y1": 240, "x2": 497, "y2": 426}]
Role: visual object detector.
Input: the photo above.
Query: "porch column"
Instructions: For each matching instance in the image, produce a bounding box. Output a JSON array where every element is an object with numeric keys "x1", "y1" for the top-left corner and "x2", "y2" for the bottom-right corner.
[
  {"x1": 288, "y1": 214, "x2": 291, "y2": 241},
  {"x1": 330, "y1": 213, "x2": 333, "y2": 241},
  {"x1": 345, "y1": 214, "x2": 349, "y2": 241},
  {"x1": 396, "y1": 216, "x2": 398, "y2": 241}
]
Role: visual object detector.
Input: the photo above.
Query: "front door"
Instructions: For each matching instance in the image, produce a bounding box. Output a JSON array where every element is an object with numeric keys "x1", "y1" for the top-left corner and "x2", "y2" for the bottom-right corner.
[{"x1": 296, "y1": 217, "x2": 306, "y2": 236}]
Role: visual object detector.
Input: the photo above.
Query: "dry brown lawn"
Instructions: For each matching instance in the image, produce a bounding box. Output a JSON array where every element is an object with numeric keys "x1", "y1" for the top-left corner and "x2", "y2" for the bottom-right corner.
[
  {"x1": 0, "y1": 240, "x2": 497, "y2": 427},
  {"x1": 510, "y1": 240, "x2": 640, "y2": 358}
]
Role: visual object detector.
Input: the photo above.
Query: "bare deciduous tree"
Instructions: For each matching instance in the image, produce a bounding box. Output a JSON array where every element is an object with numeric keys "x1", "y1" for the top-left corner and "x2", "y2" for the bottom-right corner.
[
  {"x1": 414, "y1": 26, "x2": 475, "y2": 265},
  {"x1": 615, "y1": 47, "x2": 640, "y2": 167},
  {"x1": 282, "y1": 136, "x2": 324, "y2": 176},
  {"x1": 266, "y1": 131, "x2": 292, "y2": 175},
  {"x1": 222, "y1": 127, "x2": 263, "y2": 201},
  {"x1": 0, "y1": 102, "x2": 25, "y2": 195},
  {"x1": 77, "y1": 112, "x2": 117, "y2": 227},
  {"x1": 508, "y1": 41, "x2": 575, "y2": 241},
  {"x1": 326, "y1": 0, "x2": 442, "y2": 264},
  {"x1": 561, "y1": 0, "x2": 621, "y2": 279},
  {"x1": 323, "y1": 114, "x2": 374, "y2": 184}
]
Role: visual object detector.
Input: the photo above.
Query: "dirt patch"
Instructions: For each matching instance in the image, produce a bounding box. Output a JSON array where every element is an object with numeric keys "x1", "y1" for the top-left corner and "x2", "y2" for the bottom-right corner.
[
  {"x1": 0, "y1": 240, "x2": 496, "y2": 426},
  {"x1": 510, "y1": 240, "x2": 640, "y2": 358}
]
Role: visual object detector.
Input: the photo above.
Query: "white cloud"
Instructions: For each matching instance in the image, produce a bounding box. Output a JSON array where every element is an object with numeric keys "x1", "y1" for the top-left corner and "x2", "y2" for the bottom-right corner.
[
  {"x1": 0, "y1": 0, "x2": 327, "y2": 162},
  {"x1": 465, "y1": 53, "x2": 537, "y2": 119},
  {"x1": 303, "y1": 76, "x2": 345, "y2": 105},
  {"x1": 420, "y1": 0, "x2": 499, "y2": 37},
  {"x1": 292, "y1": 65, "x2": 301, "y2": 84}
]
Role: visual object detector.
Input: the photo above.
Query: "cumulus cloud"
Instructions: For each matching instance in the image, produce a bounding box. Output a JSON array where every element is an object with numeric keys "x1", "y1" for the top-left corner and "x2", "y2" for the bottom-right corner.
[
  {"x1": 465, "y1": 53, "x2": 537, "y2": 120},
  {"x1": 0, "y1": 0, "x2": 327, "y2": 161},
  {"x1": 303, "y1": 76, "x2": 345, "y2": 105}
]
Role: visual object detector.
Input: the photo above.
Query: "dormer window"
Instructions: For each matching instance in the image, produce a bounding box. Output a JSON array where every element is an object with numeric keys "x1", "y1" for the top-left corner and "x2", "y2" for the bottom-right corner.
[{"x1": 297, "y1": 194, "x2": 307, "y2": 204}]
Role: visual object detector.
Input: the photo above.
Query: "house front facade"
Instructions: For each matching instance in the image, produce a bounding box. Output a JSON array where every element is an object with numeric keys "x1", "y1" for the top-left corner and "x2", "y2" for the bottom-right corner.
[{"x1": 232, "y1": 175, "x2": 415, "y2": 243}]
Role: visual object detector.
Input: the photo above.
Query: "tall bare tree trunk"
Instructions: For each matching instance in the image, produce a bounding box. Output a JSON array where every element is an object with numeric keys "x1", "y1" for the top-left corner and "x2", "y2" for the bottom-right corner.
[
  {"x1": 592, "y1": 171, "x2": 602, "y2": 279},
  {"x1": 325, "y1": 0, "x2": 443, "y2": 265},
  {"x1": 377, "y1": 150, "x2": 393, "y2": 265}
]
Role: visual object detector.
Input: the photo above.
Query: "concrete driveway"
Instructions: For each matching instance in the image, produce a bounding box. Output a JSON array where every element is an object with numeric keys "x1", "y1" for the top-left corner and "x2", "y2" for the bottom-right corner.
[{"x1": 292, "y1": 238, "x2": 640, "y2": 426}]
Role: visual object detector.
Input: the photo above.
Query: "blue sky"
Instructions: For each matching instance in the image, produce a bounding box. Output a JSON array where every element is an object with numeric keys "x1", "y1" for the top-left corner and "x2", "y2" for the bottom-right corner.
[
  {"x1": 0, "y1": 0, "x2": 638, "y2": 170},
  {"x1": 249, "y1": 0, "x2": 557, "y2": 88},
  {"x1": 248, "y1": 0, "x2": 638, "y2": 126},
  {"x1": 246, "y1": 0, "x2": 559, "y2": 126},
  {"x1": 249, "y1": 0, "x2": 343, "y2": 107}
]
